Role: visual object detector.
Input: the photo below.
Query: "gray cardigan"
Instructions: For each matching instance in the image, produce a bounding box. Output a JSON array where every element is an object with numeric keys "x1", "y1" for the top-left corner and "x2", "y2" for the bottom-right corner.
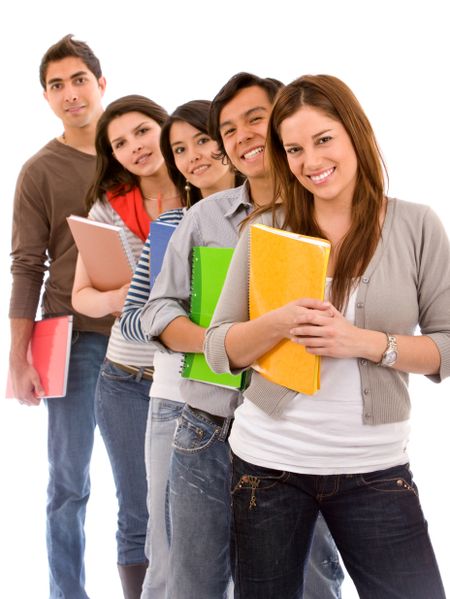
[{"x1": 205, "y1": 198, "x2": 450, "y2": 425}]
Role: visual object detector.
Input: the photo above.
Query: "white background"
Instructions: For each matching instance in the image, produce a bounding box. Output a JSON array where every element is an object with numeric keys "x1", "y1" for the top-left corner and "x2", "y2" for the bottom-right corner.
[{"x1": 0, "y1": 1, "x2": 449, "y2": 597}]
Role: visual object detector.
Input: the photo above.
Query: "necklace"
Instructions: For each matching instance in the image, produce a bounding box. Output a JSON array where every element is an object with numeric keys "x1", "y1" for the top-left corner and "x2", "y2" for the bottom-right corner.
[
  {"x1": 142, "y1": 192, "x2": 180, "y2": 202},
  {"x1": 142, "y1": 192, "x2": 181, "y2": 218}
]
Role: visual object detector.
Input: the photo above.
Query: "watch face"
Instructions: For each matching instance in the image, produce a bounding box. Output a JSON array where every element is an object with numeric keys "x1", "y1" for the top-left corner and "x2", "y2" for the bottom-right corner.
[{"x1": 384, "y1": 351, "x2": 398, "y2": 365}]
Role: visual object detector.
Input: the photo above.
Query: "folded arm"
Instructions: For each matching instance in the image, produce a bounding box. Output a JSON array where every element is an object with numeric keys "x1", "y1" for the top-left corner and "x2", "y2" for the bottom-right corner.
[{"x1": 71, "y1": 253, "x2": 129, "y2": 318}]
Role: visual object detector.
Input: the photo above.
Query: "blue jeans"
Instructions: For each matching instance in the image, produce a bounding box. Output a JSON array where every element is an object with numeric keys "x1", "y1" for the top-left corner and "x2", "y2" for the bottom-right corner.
[
  {"x1": 166, "y1": 404, "x2": 343, "y2": 599},
  {"x1": 231, "y1": 455, "x2": 446, "y2": 599},
  {"x1": 141, "y1": 397, "x2": 183, "y2": 599},
  {"x1": 46, "y1": 331, "x2": 108, "y2": 599},
  {"x1": 95, "y1": 359, "x2": 151, "y2": 565}
]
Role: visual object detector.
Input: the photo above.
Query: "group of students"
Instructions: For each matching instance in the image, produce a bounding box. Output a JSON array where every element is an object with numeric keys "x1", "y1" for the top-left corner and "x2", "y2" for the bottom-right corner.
[{"x1": 8, "y1": 33, "x2": 450, "y2": 599}]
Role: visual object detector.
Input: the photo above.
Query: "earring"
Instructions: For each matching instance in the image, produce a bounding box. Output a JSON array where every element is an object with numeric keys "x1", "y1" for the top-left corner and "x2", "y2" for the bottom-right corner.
[{"x1": 184, "y1": 180, "x2": 191, "y2": 208}]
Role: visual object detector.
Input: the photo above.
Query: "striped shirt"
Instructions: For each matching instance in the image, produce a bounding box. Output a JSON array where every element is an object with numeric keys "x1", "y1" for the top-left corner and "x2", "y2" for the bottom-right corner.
[
  {"x1": 120, "y1": 208, "x2": 185, "y2": 400},
  {"x1": 89, "y1": 200, "x2": 183, "y2": 367},
  {"x1": 121, "y1": 208, "x2": 185, "y2": 342}
]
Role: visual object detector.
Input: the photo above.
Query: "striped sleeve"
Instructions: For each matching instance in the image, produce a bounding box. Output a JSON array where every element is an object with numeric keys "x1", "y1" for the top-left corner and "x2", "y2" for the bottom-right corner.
[{"x1": 120, "y1": 208, "x2": 185, "y2": 342}]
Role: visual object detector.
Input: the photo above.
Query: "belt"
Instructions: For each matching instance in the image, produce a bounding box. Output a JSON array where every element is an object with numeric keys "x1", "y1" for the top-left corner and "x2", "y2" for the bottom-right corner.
[
  {"x1": 109, "y1": 361, "x2": 154, "y2": 381},
  {"x1": 189, "y1": 406, "x2": 228, "y2": 427}
]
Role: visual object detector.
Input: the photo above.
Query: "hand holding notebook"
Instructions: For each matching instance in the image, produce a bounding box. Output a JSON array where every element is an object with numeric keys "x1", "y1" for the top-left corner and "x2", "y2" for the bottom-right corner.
[
  {"x1": 67, "y1": 215, "x2": 136, "y2": 291},
  {"x1": 249, "y1": 223, "x2": 331, "y2": 395},
  {"x1": 5, "y1": 315, "x2": 73, "y2": 400},
  {"x1": 181, "y1": 246, "x2": 246, "y2": 390}
]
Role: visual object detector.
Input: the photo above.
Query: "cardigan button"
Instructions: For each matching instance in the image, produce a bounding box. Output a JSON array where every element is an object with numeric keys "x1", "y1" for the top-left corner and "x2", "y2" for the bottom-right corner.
[
  {"x1": 357, "y1": 302, "x2": 364, "y2": 308},
  {"x1": 362, "y1": 277, "x2": 369, "y2": 284},
  {"x1": 363, "y1": 388, "x2": 369, "y2": 395},
  {"x1": 360, "y1": 359, "x2": 368, "y2": 365}
]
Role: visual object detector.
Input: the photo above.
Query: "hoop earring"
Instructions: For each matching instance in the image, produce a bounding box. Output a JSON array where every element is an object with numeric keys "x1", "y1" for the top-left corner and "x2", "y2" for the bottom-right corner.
[{"x1": 184, "y1": 180, "x2": 192, "y2": 208}]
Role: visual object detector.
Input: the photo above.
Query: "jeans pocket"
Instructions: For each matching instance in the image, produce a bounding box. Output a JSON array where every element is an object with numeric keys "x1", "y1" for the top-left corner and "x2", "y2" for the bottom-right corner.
[
  {"x1": 231, "y1": 455, "x2": 290, "y2": 509},
  {"x1": 152, "y1": 398, "x2": 183, "y2": 422},
  {"x1": 100, "y1": 360, "x2": 135, "y2": 383},
  {"x1": 172, "y1": 413, "x2": 219, "y2": 454},
  {"x1": 360, "y1": 463, "x2": 418, "y2": 496}
]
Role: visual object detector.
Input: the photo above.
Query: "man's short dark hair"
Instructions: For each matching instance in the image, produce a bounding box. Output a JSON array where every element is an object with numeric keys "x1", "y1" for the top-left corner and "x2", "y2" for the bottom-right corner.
[
  {"x1": 39, "y1": 34, "x2": 102, "y2": 89},
  {"x1": 208, "y1": 72, "x2": 283, "y2": 159}
]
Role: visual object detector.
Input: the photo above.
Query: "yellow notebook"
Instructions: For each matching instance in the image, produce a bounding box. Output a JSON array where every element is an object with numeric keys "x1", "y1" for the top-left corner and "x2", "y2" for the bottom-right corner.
[{"x1": 249, "y1": 223, "x2": 331, "y2": 395}]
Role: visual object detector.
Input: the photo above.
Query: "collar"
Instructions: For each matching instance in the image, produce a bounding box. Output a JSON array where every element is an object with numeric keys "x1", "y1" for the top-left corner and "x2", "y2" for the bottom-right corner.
[{"x1": 223, "y1": 180, "x2": 253, "y2": 219}]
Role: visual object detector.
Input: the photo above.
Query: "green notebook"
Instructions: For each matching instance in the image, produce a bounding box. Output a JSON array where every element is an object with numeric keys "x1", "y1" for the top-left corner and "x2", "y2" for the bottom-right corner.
[{"x1": 182, "y1": 246, "x2": 245, "y2": 390}]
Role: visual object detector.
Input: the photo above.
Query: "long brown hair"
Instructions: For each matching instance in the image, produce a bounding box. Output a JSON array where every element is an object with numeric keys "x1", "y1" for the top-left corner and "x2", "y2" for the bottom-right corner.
[
  {"x1": 257, "y1": 74, "x2": 387, "y2": 311},
  {"x1": 85, "y1": 95, "x2": 168, "y2": 210}
]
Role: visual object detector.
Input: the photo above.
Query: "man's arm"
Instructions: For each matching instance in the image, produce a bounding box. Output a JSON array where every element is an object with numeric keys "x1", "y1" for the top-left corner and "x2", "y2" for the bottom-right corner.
[
  {"x1": 9, "y1": 318, "x2": 44, "y2": 405},
  {"x1": 9, "y1": 162, "x2": 50, "y2": 405},
  {"x1": 159, "y1": 316, "x2": 205, "y2": 353}
]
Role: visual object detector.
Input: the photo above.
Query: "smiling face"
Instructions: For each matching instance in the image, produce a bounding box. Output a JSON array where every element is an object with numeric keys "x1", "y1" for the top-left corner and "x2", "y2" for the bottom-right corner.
[
  {"x1": 169, "y1": 120, "x2": 232, "y2": 196},
  {"x1": 108, "y1": 112, "x2": 164, "y2": 177},
  {"x1": 44, "y1": 56, "x2": 106, "y2": 130},
  {"x1": 219, "y1": 85, "x2": 272, "y2": 180},
  {"x1": 280, "y1": 105, "x2": 358, "y2": 207}
]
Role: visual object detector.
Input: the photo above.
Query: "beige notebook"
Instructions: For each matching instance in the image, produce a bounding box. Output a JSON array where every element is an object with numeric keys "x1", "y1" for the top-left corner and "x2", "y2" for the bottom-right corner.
[{"x1": 67, "y1": 215, "x2": 136, "y2": 291}]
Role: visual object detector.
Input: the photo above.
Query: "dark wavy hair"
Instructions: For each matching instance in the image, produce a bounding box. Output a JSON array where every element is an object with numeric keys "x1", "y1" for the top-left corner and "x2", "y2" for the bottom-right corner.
[
  {"x1": 160, "y1": 100, "x2": 245, "y2": 206},
  {"x1": 39, "y1": 34, "x2": 102, "y2": 89},
  {"x1": 258, "y1": 74, "x2": 387, "y2": 311},
  {"x1": 208, "y1": 72, "x2": 283, "y2": 160},
  {"x1": 85, "y1": 95, "x2": 168, "y2": 209}
]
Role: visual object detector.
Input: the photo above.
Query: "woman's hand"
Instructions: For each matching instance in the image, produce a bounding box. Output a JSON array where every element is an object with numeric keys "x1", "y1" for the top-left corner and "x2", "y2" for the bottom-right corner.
[
  {"x1": 287, "y1": 298, "x2": 365, "y2": 359},
  {"x1": 110, "y1": 283, "x2": 131, "y2": 317},
  {"x1": 269, "y1": 298, "x2": 333, "y2": 340}
]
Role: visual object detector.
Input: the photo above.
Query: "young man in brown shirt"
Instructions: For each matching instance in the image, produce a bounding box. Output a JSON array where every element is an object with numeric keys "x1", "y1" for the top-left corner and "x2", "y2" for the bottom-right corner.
[{"x1": 8, "y1": 35, "x2": 113, "y2": 599}]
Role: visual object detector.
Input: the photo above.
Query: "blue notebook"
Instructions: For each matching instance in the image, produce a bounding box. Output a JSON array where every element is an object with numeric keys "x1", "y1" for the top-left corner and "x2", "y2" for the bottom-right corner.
[{"x1": 150, "y1": 221, "x2": 177, "y2": 287}]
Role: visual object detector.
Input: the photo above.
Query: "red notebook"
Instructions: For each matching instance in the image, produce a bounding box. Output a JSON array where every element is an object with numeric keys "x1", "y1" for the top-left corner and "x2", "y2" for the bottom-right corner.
[{"x1": 6, "y1": 315, "x2": 73, "y2": 399}]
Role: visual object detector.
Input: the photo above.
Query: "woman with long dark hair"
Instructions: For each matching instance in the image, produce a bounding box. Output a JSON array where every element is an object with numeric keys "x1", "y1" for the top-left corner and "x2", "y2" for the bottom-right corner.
[
  {"x1": 72, "y1": 94, "x2": 183, "y2": 598},
  {"x1": 120, "y1": 98, "x2": 243, "y2": 599}
]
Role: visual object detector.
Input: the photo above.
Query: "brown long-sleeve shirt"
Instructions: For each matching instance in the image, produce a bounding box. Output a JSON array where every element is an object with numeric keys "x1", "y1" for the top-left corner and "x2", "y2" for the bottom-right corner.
[{"x1": 9, "y1": 138, "x2": 113, "y2": 335}]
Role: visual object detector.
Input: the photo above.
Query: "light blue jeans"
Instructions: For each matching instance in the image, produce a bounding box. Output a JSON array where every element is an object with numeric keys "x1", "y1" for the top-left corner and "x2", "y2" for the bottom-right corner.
[
  {"x1": 165, "y1": 404, "x2": 344, "y2": 599},
  {"x1": 46, "y1": 331, "x2": 108, "y2": 599},
  {"x1": 141, "y1": 397, "x2": 184, "y2": 599},
  {"x1": 95, "y1": 358, "x2": 151, "y2": 565}
]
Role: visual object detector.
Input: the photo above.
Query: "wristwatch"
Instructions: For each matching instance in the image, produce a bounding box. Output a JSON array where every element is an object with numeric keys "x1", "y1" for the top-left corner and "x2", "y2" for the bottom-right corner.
[{"x1": 377, "y1": 333, "x2": 398, "y2": 367}]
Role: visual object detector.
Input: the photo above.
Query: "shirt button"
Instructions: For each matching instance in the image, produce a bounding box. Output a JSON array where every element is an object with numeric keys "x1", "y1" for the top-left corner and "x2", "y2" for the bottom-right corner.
[
  {"x1": 357, "y1": 302, "x2": 364, "y2": 308},
  {"x1": 362, "y1": 277, "x2": 369, "y2": 284}
]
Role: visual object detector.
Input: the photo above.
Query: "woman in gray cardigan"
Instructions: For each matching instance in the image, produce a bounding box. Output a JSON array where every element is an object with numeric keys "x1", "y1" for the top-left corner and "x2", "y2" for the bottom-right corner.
[{"x1": 204, "y1": 74, "x2": 450, "y2": 599}]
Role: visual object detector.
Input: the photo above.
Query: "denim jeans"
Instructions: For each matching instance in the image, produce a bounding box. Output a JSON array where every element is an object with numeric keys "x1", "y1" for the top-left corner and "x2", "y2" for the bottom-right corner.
[
  {"x1": 166, "y1": 404, "x2": 343, "y2": 599},
  {"x1": 141, "y1": 397, "x2": 184, "y2": 599},
  {"x1": 231, "y1": 455, "x2": 446, "y2": 599},
  {"x1": 95, "y1": 359, "x2": 151, "y2": 565},
  {"x1": 46, "y1": 331, "x2": 108, "y2": 599}
]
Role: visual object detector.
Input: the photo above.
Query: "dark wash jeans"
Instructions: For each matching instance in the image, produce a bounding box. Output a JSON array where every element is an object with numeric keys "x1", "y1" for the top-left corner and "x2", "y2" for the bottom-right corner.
[{"x1": 231, "y1": 455, "x2": 446, "y2": 599}]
